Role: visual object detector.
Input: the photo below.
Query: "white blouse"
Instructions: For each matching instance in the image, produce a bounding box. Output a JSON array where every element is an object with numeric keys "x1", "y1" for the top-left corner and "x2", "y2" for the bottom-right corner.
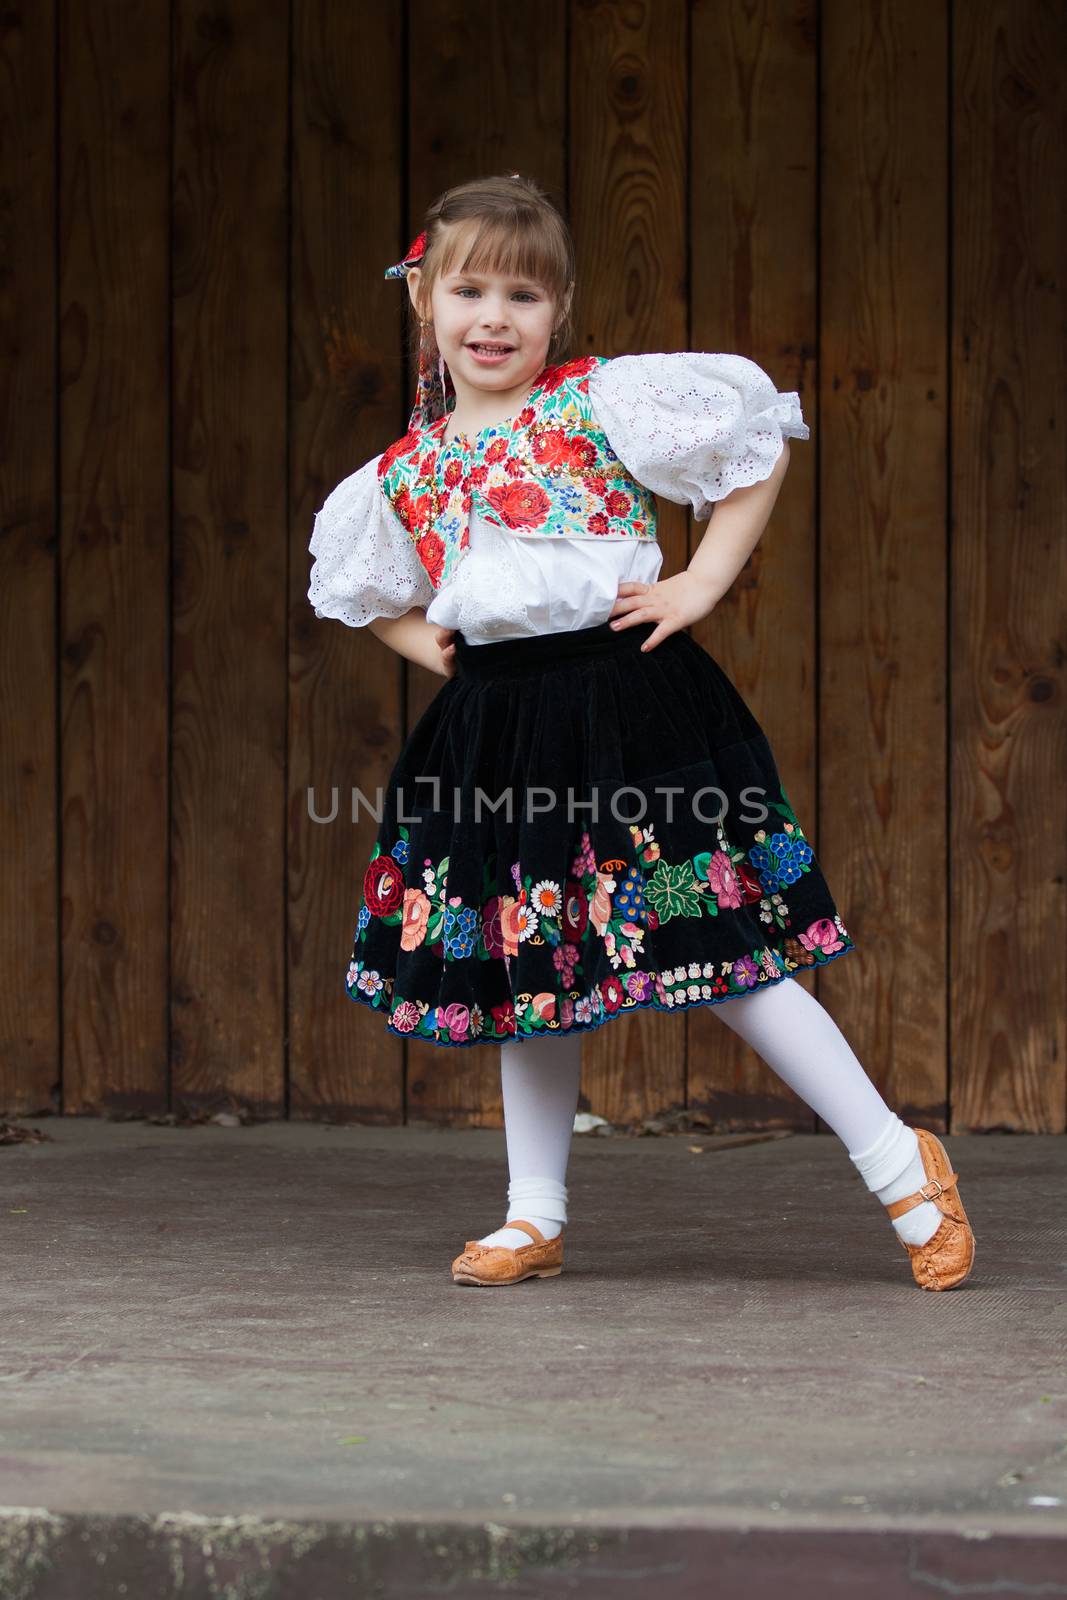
[{"x1": 307, "y1": 350, "x2": 808, "y2": 645}]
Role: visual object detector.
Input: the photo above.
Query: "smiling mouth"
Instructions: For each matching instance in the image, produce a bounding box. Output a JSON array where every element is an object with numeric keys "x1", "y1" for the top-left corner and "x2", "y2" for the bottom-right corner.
[{"x1": 467, "y1": 343, "x2": 514, "y2": 353}]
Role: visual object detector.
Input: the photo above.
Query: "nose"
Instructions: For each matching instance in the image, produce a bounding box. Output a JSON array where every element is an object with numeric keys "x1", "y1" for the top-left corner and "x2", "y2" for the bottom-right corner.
[{"x1": 478, "y1": 297, "x2": 511, "y2": 330}]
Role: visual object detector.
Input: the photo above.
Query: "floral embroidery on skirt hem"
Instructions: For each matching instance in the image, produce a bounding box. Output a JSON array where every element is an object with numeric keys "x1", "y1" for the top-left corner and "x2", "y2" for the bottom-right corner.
[{"x1": 344, "y1": 930, "x2": 856, "y2": 1049}]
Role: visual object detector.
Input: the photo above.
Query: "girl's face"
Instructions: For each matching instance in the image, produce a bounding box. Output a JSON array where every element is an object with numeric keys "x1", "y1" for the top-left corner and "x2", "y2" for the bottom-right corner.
[{"x1": 408, "y1": 246, "x2": 568, "y2": 403}]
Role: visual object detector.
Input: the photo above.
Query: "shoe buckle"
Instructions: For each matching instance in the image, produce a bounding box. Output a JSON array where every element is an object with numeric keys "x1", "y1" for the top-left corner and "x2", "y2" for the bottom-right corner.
[{"x1": 919, "y1": 1177, "x2": 944, "y2": 1202}]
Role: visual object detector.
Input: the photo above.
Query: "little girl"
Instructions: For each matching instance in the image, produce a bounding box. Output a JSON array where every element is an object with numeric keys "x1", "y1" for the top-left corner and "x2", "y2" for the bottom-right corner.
[{"x1": 307, "y1": 173, "x2": 974, "y2": 1293}]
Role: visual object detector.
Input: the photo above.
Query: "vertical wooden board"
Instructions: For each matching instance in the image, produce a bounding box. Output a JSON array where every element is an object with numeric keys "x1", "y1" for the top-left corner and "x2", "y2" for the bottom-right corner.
[
  {"x1": 687, "y1": 0, "x2": 819, "y2": 1131},
  {"x1": 403, "y1": 0, "x2": 567, "y2": 1126},
  {"x1": 951, "y1": 0, "x2": 1066, "y2": 1132},
  {"x1": 59, "y1": 3, "x2": 170, "y2": 1114},
  {"x1": 172, "y1": 0, "x2": 287, "y2": 1114},
  {"x1": 569, "y1": 0, "x2": 689, "y2": 1129},
  {"x1": 820, "y1": 0, "x2": 949, "y2": 1128},
  {"x1": 0, "y1": 3, "x2": 57, "y2": 1115},
  {"x1": 290, "y1": 2, "x2": 407, "y2": 1123}
]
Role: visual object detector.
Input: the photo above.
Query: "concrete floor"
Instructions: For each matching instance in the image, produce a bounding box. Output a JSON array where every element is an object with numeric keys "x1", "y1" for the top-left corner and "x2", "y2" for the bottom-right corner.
[{"x1": 1, "y1": 1117, "x2": 1064, "y2": 1598}]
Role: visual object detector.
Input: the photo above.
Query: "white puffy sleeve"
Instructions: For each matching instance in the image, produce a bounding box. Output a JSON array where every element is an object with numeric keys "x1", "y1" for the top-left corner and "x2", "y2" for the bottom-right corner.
[
  {"x1": 307, "y1": 454, "x2": 435, "y2": 628},
  {"x1": 586, "y1": 351, "x2": 809, "y2": 522}
]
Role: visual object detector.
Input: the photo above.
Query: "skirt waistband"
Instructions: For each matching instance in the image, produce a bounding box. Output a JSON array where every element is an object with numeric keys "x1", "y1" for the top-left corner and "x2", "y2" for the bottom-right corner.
[{"x1": 453, "y1": 620, "x2": 660, "y2": 678}]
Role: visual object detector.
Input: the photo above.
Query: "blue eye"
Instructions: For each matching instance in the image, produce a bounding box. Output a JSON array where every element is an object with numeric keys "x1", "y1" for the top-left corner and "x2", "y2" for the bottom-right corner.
[{"x1": 456, "y1": 288, "x2": 537, "y2": 302}]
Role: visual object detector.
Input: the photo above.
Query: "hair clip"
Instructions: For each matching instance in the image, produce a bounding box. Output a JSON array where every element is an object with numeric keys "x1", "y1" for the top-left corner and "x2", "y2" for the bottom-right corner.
[{"x1": 383, "y1": 230, "x2": 427, "y2": 280}]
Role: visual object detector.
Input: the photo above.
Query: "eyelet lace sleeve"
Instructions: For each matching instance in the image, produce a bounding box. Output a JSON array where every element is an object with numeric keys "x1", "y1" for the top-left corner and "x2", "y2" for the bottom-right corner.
[
  {"x1": 586, "y1": 351, "x2": 809, "y2": 522},
  {"x1": 307, "y1": 454, "x2": 434, "y2": 628}
]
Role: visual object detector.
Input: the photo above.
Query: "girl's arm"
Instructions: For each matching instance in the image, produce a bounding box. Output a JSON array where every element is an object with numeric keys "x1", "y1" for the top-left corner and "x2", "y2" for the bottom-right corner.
[
  {"x1": 686, "y1": 437, "x2": 791, "y2": 600},
  {"x1": 609, "y1": 439, "x2": 792, "y2": 651},
  {"x1": 368, "y1": 609, "x2": 457, "y2": 677}
]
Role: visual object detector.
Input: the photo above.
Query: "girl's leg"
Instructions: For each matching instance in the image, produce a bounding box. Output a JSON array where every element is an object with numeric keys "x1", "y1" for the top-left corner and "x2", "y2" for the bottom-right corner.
[
  {"x1": 477, "y1": 1032, "x2": 582, "y2": 1249},
  {"x1": 712, "y1": 977, "x2": 943, "y2": 1245}
]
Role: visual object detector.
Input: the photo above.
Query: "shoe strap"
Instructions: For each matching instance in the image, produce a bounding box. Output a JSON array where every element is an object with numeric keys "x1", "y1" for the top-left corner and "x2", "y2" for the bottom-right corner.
[
  {"x1": 504, "y1": 1219, "x2": 557, "y2": 1245},
  {"x1": 884, "y1": 1171, "x2": 959, "y2": 1219}
]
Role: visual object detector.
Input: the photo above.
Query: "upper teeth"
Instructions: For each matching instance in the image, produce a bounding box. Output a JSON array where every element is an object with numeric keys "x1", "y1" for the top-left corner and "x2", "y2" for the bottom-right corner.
[{"x1": 474, "y1": 344, "x2": 508, "y2": 351}]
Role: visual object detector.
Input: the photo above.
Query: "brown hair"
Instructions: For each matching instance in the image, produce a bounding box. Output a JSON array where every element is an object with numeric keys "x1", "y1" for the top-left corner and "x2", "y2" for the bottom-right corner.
[{"x1": 404, "y1": 173, "x2": 576, "y2": 373}]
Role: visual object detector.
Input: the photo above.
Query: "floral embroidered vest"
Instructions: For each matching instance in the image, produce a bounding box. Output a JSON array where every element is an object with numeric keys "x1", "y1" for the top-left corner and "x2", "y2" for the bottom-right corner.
[{"x1": 376, "y1": 354, "x2": 659, "y2": 590}]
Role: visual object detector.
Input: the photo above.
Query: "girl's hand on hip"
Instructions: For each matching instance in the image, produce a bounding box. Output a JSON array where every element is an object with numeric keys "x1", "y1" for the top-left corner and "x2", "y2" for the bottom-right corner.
[
  {"x1": 608, "y1": 576, "x2": 718, "y2": 651},
  {"x1": 433, "y1": 625, "x2": 458, "y2": 677}
]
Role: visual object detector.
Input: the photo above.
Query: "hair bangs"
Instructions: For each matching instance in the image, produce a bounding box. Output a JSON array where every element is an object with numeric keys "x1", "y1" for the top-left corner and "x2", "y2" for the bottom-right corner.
[{"x1": 438, "y1": 216, "x2": 568, "y2": 298}]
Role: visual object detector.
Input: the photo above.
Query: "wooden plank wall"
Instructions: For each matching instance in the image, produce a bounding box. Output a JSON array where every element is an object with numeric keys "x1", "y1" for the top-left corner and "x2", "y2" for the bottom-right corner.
[{"x1": 1, "y1": 0, "x2": 1063, "y2": 1134}]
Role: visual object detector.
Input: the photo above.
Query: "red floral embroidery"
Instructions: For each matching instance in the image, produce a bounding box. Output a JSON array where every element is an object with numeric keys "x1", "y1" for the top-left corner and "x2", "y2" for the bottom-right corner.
[
  {"x1": 737, "y1": 863, "x2": 765, "y2": 903},
  {"x1": 363, "y1": 856, "x2": 404, "y2": 916},
  {"x1": 568, "y1": 435, "x2": 599, "y2": 470},
  {"x1": 492, "y1": 1001, "x2": 517, "y2": 1036},
  {"x1": 485, "y1": 479, "x2": 552, "y2": 529},
  {"x1": 562, "y1": 878, "x2": 589, "y2": 939},
  {"x1": 379, "y1": 430, "x2": 419, "y2": 477},
  {"x1": 600, "y1": 974, "x2": 625, "y2": 1013},
  {"x1": 416, "y1": 531, "x2": 446, "y2": 585},
  {"x1": 531, "y1": 425, "x2": 575, "y2": 471},
  {"x1": 539, "y1": 356, "x2": 601, "y2": 395},
  {"x1": 409, "y1": 490, "x2": 435, "y2": 537}
]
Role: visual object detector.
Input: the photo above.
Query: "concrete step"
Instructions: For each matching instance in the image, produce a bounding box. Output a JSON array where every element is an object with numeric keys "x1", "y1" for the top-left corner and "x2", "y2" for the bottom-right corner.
[{"x1": 1, "y1": 1118, "x2": 1063, "y2": 1596}]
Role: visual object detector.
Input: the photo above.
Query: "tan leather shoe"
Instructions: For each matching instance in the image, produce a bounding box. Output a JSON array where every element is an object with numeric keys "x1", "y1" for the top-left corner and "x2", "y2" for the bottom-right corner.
[
  {"x1": 451, "y1": 1219, "x2": 565, "y2": 1286},
  {"x1": 883, "y1": 1127, "x2": 976, "y2": 1290}
]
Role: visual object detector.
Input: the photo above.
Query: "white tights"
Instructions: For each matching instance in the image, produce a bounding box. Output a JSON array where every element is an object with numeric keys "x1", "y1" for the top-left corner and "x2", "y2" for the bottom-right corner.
[
  {"x1": 478, "y1": 1031, "x2": 583, "y2": 1248},
  {"x1": 477, "y1": 975, "x2": 943, "y2": 1249}
]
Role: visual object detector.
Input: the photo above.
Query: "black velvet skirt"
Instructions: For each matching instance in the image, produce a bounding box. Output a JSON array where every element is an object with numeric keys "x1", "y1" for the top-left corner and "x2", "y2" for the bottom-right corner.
[{"x1": 344, "y1": 620, "x2": 856, "y2": 1048}]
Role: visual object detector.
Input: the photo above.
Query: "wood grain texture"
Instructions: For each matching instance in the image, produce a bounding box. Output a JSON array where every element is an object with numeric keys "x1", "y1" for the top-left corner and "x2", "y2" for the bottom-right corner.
[
  {"x1": 403, "y1": 0, "x2": 568, "y2": 1126},
  {"x1": 60, "y1": 2, "x2": 169, "y2": 1114},
  {"x1": 171, "y1": 0, "x2": 287, "y2": 1114},
  {"x1": 0, "y1": 2, "x2": 58, "y2": 1115},
  {"x1": 688, "y1": 0, "x2": 820, "y2": 1131},
  {"x1": 820, "y1": 0, "x2": 950, "y2": 1131},
  {"x1": 289, "y1": 2, "x2": 407, "y2": 1123},
  {"x1": 950, "y1": 0, "x2": 1066, "y2": 1132},
  {"x1": 4, "y1": 0, "x2": 1063, "y2": 1134},
  {"x1": 571, "y1": 0, "x2": 690, "y2": 1130}
]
